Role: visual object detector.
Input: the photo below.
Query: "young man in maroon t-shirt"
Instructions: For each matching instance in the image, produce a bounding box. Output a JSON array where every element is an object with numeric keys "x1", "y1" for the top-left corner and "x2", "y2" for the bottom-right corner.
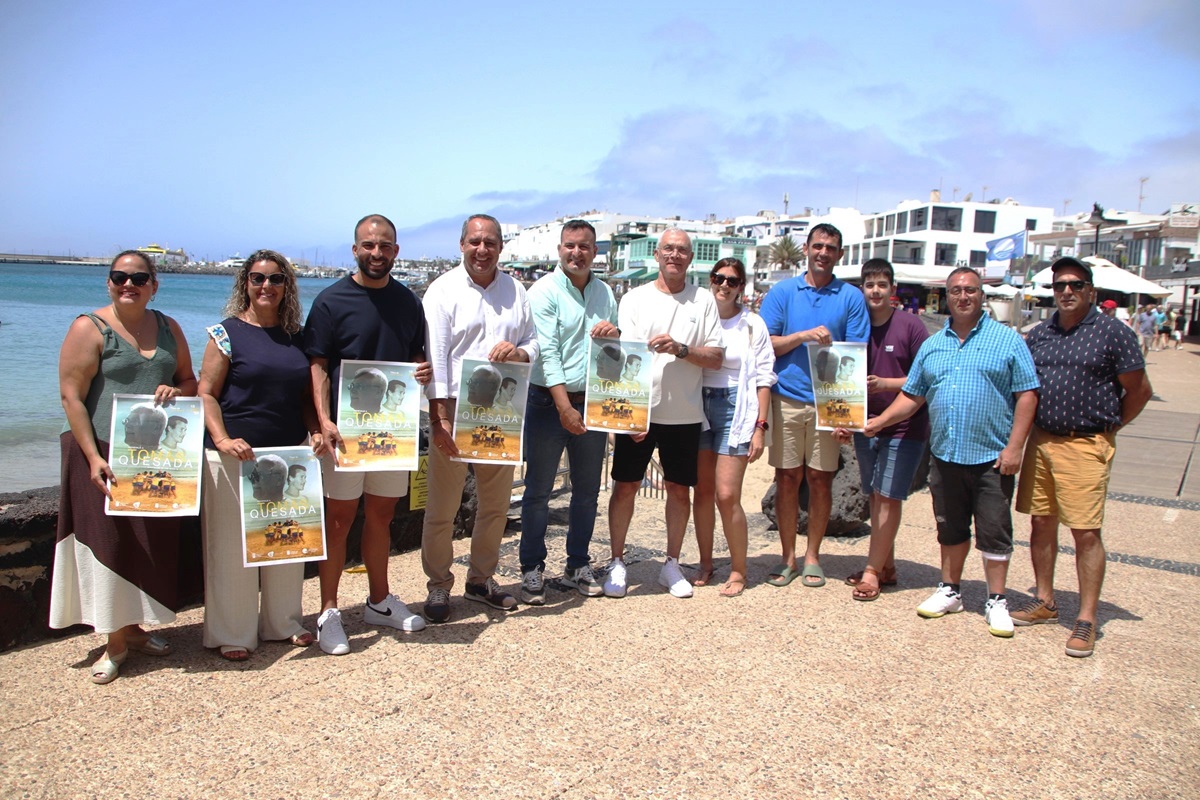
[{"x1": 835, "y1": 259, "x2": 930, "y2": 600}]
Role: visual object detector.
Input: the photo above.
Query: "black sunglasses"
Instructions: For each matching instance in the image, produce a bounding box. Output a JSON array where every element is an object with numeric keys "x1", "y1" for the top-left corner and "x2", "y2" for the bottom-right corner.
[
  {"x1": 109, "y1": 270, "x2": 153, "y2": 287},
  {"x1": 1052, "y1": 280, "x2": 1089, "y2": 292},
  {"x1": 248, "y1": 272, "x2": 286, "y2": 286},
  {"x1": 711, "y1": 274, "x2": 744, "y2": 288}
]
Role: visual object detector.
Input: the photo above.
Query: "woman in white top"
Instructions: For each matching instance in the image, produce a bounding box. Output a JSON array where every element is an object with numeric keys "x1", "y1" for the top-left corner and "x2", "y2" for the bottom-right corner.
[{"x1": 693, "y1": 258, "x2": 777, "y2": 596}]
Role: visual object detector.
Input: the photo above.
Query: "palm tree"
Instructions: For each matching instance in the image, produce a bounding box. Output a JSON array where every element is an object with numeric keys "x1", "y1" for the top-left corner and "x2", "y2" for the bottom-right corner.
[{"x1": 768, "y1": 236, "x2": 804, "y2": 270}]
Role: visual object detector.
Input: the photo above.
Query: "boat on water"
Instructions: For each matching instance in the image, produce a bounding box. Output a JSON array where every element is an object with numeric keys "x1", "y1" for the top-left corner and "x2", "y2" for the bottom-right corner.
[{"x1": 137, "y1": 243, "x2": 188, "y2": 268}]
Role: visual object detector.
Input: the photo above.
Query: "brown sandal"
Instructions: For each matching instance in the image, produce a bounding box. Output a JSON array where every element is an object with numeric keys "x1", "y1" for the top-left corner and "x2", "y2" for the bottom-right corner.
[
  {"x1": 693, "y1": 566, "x2": 716, "y2": 587},
  {"x1": 845, "y1": 568, "x2": 897, "y2": 587},
  {"x1": 851, "y1": 567, "x2": 882, "y2": 602}
]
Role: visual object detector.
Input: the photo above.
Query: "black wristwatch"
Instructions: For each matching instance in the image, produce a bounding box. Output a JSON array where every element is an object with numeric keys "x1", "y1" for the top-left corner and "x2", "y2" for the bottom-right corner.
[{"x1": 677, "y1": 343, "x2": 689, "y2": 359}]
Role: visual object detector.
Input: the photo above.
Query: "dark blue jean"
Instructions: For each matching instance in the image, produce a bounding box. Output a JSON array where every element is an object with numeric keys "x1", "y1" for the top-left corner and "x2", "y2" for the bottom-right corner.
[{"x1": 519, "y1": 387, "x2": 607, "y2": 572}]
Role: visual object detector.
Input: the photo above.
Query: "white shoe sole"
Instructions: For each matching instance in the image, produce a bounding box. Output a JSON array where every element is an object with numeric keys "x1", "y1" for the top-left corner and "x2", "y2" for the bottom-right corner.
[
  {"x1": 917, "y1": 604, "x2": 963, "y2": 619},
  {"x1": 603, "y1": 583, "x2": 627, "y2": 598}
]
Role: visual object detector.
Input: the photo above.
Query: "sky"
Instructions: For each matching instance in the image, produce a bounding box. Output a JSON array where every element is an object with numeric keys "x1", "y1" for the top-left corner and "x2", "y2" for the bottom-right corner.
[{"x1": 1, "y1": 0, "x2": 1197, "y2": 264}]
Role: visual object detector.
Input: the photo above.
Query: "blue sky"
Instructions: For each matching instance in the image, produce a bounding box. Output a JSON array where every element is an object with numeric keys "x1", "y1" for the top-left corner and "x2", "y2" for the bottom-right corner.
[{"x1": 2, "y1": 0, "x2": 1196, "y2": 263}]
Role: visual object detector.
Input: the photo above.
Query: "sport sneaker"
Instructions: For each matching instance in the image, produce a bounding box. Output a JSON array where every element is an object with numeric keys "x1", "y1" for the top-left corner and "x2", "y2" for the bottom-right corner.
[
  {"x1": 658, "y1": 557, "x2": 693, "y2": 598},
  {"x1": 521, "y1": 568, "x2": 545, "y2": 606},
  {"x1": 603, "y1": 558, "x2": 627, "y2": 598},
  {"x1": 364, "y1": 593, "x2": 426, "y2": 632},
  {"x1": 317, "y1": 607, "x2": 350, "y2": 656},
  {"x1": 985, "y1": 597, "x2": 1015, "y2": 638},
  {"x1": 1065, "y1": 620, "x2": 1096, "y2": 658},
  {"x1": 423, "y1": 588, "x2": 451, "y2": 624},
  {"x1": 464, "y1": 577, "x2": 517, "y2": 611},
  {"x1": 916, "y1": 583, "x2": 963, "y2": 619},
  {"x1": 562, "y1": 564, "x2": 604, "y2": 597},
  {"x1": 1009, "y1": 597, "x2": 1059, "y2": 627}
]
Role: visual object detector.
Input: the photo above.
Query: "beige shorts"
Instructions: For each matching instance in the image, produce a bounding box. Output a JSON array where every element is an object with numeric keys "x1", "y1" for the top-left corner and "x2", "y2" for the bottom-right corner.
[
  {"x1": 1015, "y1": 427, "x2": 1115, "y2": 530},
  {"x1": 320, "y1": 453, "x2": 409, "y2": 501},
  {"x1": 768, "y1": 395, "x2": 840, "y2": 472}
]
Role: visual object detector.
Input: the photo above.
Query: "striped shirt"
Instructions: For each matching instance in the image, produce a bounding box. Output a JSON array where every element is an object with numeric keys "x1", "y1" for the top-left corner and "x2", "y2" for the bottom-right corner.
[{"x1": 903, "y1": 314, "x2": 1039, "y2": 466}]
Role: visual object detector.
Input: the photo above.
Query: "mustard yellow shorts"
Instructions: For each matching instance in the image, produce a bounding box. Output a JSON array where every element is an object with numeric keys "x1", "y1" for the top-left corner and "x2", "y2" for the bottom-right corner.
[
  {"x1": 768, "y1": 395, "x2": 840, "y2": 472},
  {"x1": 1015, "y1": 427, "x2": 1115, "y2": 530}
]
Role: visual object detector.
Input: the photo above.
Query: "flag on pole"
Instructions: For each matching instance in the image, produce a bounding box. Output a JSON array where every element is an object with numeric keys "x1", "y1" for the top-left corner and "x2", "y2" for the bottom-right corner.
[{"x1": 986, "y1": 231, "x2": 1025, "y2": 261}]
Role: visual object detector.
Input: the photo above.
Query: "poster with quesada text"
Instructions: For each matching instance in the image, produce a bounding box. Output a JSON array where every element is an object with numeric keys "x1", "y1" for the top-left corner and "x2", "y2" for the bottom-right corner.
[
  {"x1": 583, "y1": 339, "x2": 652, "y2": 434},
  {"x1": 105, "y1": 394, "x2": 203, "y2": 517},
  {"x1": 334, "y1": 360, "x2": 420, "y2": 472},
  {"x1": 239, "y1": 446, "x2": 327, "y2": 567},
  {"x1": 807, "y1": 341, "x2": 868, "y2": 431},
  {"x1": 451, "y1": 358, "x2": 530, "y2": 465}
]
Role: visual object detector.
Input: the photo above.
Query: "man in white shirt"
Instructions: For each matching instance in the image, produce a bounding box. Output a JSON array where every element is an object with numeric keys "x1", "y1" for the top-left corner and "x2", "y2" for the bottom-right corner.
[
  {"x1": 420, "y1": 214, "x2": 539, "y2": 623},
  {"x1": 604, "y1": 229, "x2": 725, "y2": 598}
]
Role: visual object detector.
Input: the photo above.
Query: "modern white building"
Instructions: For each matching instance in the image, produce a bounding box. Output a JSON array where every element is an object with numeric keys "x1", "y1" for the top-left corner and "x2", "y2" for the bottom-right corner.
[{"x1": 606, "y1": 216, "x2": 759, "y2": 292}]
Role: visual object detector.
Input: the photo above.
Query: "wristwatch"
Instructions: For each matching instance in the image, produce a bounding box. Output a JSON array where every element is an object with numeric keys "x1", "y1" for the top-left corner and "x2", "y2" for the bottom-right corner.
[
  {"x1": 755, "y1": 419, "x2": 770, "y2": 432},
  {"x1": 677, "y1": 343, "x2": 689, "y2": 359}
]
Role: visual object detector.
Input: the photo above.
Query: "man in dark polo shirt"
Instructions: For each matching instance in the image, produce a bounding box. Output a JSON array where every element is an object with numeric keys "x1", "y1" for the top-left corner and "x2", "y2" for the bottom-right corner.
[{"x1": 1011, "y1": 257, "x2": 1152, "y2": 657}]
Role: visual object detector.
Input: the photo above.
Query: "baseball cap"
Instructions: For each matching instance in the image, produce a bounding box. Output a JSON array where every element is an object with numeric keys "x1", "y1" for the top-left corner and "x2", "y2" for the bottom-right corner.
[
  {"x1": 1050, "y1": 256, "x2": 1093, "y2": 283},
  {"x1": 1101, "y1": 299, "x2": 1118, "y2": 310}
]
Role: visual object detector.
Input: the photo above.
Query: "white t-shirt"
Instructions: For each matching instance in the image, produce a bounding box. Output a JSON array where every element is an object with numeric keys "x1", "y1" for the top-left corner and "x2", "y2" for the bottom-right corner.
[{"x1": 617, "y1": 282, "x2": 724, "y2": 424}]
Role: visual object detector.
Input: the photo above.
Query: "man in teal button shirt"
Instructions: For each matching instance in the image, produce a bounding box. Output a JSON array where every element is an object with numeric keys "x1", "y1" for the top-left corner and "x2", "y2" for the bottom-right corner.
[{"x1": 519, "y1": 220, "x2": 620, "y2": 604}]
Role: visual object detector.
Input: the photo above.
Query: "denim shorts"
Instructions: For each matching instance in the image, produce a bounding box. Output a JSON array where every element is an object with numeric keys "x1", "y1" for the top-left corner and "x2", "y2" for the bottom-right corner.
[
  {"x1": 853, "y1": 434, "x2": 927, "y2": 501},
  {"x1": 698, "y1": 387, "x2": 750, "y2": 457}
]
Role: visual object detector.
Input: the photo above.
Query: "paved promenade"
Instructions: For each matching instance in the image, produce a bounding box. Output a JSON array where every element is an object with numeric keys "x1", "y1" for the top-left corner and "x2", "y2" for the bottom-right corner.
[{"x1": 2, "y1": 343, "x2": 1198, "y2": 799}]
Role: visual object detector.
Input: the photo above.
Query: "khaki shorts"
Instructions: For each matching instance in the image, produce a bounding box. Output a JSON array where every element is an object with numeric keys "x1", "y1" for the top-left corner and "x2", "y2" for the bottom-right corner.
[
  {"x1": 320, "y1": 453, "x2": 409, "y2": 501},
  {"x1": 1015, "y1": 427, "x2": 1115, "y2": 530},
  {"x1": 768, "y1": 395, "x2": 840, "y2": 472}
]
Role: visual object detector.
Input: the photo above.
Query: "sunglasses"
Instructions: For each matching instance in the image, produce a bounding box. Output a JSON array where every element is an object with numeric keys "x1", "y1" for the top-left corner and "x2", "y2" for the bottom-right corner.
[
  {"x1": 248, "y1": 272, "x2": 286, "y2": 286},
  {"x1": 109, "y1": 270, "x2": 153, "y2": 287},
  {"x1": 711, "y1": 274, "x2": 744, "y2": 288},
  {"x1": 1052, "y1": 280, "x2": 1089, "y2": 292}
]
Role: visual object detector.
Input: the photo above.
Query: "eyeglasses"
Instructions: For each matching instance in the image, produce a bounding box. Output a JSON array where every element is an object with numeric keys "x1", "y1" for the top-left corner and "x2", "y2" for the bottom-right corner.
[
  {"x1": 248, "y1": 272, "x2": 286, "y2": 286},
  {"x1": 948, "y1": 286, "x2": 980, "y2": 296},
  {"x1": 711, "y1": 274, "x2": 744, "y2": 288},
  {"x1": 109, "y1": 270, "x2": 153, "y2": 287},
  {"x1": 1052, "y1": 280, "x2": 1089, "y2": 292}
]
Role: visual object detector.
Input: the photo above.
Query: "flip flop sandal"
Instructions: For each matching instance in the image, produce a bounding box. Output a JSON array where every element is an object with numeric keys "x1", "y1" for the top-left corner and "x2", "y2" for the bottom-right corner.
[
  {"x1": 845, "y1": 570, "x2": 898, "y2": 587},
  {"x1": 291, "y1": 631, "x2": 316, "y2": 647},
  {"x1": 719, "y1": 579, "x2": 746, "y2": 598},
  {"x1": 219, "y1": 646, "x2": 250, "y2": 662},
  {"x1": 766, "y1": 564, "x2": 800, "y2": 587},
  {"x1": 800, "y1": 563, "x2": 827, "y2": 588}
]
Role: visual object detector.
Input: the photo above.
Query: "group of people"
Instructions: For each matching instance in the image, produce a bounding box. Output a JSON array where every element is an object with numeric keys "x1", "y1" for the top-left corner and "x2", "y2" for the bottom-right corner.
[
  {"x1": 50, "y1": 215, "x2": 1155, "y2": 685},
  {"x1": 1134, "y1": 302, "x2": 1186, "y2": 354}
]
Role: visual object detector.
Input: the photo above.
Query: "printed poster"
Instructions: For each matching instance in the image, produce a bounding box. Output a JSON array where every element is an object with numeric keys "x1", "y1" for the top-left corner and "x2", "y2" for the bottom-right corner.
[
  {"x1": 583, "y1": 339, "x2": 653, "y2": 434},
  {"x1": 807, "y1": 342, "x2": 868, "y2": 431},
  {"x1": 335, "y1": 360, "x2": 420, "y2": 472},
  {"x1": 239, "y1": 446, "x2": 327, "y2": 568},
  {"x1": 451, "y1": 358, "x2": 530, "y2": 465},
  {"x1": 105, "y1": 394, "x2": 203, "y2": 517}
]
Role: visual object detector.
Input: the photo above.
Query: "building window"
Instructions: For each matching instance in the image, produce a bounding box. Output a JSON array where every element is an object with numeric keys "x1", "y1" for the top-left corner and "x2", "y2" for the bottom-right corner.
[
  {"x1": 694, "y1": 241, "x2": 719, "y2": 263},
  {"x1": 885, "y1": 214, "x2": 896, "y2": 235},
  {"x1": 863, "y1": 219, "x2": 874, "y2": 239},
  {"x1": 1026, "y1": 218, "x2": 1037, "y2": 231},
  {"x1": 935, "y1": 243, "x2": 957, "y2": 266},
  {"x1": 896, "y1": 211, "x2": 908, "y2": 234},
  {"x1": 931, "y1": 206, "x2": 962, "y2": 232},
  {"x1": 733, "y1": 247, "x2": 745, "y2": 261},
  {"x1": 974, "y1": 210, "x2": 996, "y2": 234},
  {"x1": 910, "y1": 207, "x2": 928, "y2": 230},
  {"x1": 969, "y1": 250, "x2": 986, "y2": 268},
  {"x1": 874, "y1": 218, "x2": 884, "y2": 237},
  {"x1": 851, "y1": 244, "x2": 860, "y2": 263}
]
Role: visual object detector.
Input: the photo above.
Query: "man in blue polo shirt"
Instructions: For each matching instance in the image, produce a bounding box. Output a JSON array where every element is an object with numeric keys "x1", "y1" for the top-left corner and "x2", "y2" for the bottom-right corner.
[
  {"x1": 1011, "y1": 257, "x2": 1151, "y2": 657},
  {"x1": 865, "y1": 267, "x2": 1038, "y2": 638},
  {"x1": 759, "y1": 223, "x2": 869, "y2": 589}
]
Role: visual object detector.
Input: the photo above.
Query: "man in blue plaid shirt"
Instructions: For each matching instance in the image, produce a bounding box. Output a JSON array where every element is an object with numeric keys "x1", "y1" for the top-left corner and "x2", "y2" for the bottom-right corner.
[{"x1": 864, "y1": 267, "x2": 1038, "y2": 638}]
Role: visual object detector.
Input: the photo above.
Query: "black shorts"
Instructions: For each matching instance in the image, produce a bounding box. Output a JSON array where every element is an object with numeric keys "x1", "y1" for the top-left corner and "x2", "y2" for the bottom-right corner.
[
  {"x1": 611, "y1": 422, "x2": 701, "y2": 487},
  {"x1": 929, "y1": 457, "x2": 1014, "y2": 557}
]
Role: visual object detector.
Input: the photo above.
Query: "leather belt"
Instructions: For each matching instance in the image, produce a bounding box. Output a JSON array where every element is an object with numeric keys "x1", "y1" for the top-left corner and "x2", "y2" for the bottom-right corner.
[{"x1": 531, "y1": 384, "x2": 586, "y2": 405}]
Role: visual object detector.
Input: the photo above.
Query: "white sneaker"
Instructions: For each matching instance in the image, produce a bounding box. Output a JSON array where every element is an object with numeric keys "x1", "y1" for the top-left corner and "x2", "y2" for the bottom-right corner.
[
  {"x1": 657, "y1": 557, "x2": 693, "y2": 598},
  {"x1": 364, "y1": 594, "x2": 426, "y2": 632},
  {"x1": 985, "y1": 597, "x2": 1015, "y2": 638},
  {"x1": 317, "y1": 607, "x2": 350, "y2": 655},
  {"x1": 916, "y1": 583, "x2": 963, "y2": 619},
  {"x1": 603, "y1": 558, "x2": 627, "y2": 598}
]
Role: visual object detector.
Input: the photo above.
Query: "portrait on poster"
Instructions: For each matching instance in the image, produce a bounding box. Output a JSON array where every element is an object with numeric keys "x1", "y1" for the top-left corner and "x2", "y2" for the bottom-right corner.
[
  {"x1": 451, "y1": 359, "x2": 529, "y2": 465},
  {"x1": 334, "y1": 360, "x2": 420, "y2": 472},
  {"x1": 583, "y1": 339, "x2": 652, "y2": 434},
  {"x1": 105, "y1": 394, "x2": 203, "y2": 517},
  {"x1": 807, "y1": 342, "x2": 868, "y2": 431},
  {"x1": 239, "y1": 446, "x2": 327, "y2": 568}
]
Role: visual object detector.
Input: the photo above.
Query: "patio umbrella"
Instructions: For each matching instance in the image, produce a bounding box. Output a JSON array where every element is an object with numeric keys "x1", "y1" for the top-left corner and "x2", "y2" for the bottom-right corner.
[{"x1": 1031, "y1": 257, "x2": 1171, "y2": 298}]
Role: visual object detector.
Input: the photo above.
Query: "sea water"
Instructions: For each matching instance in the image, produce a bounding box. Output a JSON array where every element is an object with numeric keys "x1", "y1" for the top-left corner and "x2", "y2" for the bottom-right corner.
[{"x1": 0, "y1": 263, "x2": 340, "y2": 492}]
